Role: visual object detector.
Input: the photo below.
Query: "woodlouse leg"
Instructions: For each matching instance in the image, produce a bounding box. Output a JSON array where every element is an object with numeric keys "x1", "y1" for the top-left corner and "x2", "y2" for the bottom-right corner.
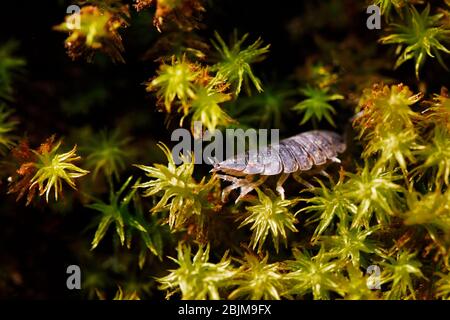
[
  {"x1": 236, "y1": 185, "x2": 256, "y2": 203},
  {"x1": 318, "y1": 170, "x2": 335, "y2": 184},
  {"x1": 318, "y1": 170, "x2": 330, "y2": 179},
  {"x1": 216, "y1": 174, "x2": 240, "y2": 184},
  {"x1": 235, "y1": 175, "x2": 268, "y2": 203},
  {"x1": 220, "y1": 177, "x2": 249, "y2": 203},
  {"x1": 292, "y1": 172, "x2": 314, "y2": 189},
  {"x1": 276, "y1": 173, "x2": 290, "y2": 200}
]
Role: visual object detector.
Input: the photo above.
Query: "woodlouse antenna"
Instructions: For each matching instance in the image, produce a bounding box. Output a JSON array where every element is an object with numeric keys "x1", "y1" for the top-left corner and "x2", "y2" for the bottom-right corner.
[{"x1": 209, "y1": 157, "x2": 221, "y2": 173}]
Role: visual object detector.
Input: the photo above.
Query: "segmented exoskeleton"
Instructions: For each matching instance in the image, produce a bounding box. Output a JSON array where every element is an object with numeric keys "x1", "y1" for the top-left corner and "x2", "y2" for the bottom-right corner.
[{"x1": 211, "y1": 130, "x2": 346, "y2": 203}]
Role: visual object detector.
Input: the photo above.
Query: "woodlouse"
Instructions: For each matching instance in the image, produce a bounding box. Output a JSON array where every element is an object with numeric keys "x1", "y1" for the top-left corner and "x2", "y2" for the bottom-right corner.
[{"x1": 211, "y1": 130, "x2": 346, "y2": 203}]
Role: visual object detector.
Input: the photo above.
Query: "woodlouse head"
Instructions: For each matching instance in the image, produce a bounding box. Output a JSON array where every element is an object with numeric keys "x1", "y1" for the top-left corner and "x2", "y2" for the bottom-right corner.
[{"x1": 210, "y1": 155, "x2": 247, "y2": 176}]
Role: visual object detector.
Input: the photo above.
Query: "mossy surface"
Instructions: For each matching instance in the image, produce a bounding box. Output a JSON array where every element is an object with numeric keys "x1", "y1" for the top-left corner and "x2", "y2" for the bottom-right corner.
[{"x1": 1, "y1": 0, "x2": 450, "y2": 300}]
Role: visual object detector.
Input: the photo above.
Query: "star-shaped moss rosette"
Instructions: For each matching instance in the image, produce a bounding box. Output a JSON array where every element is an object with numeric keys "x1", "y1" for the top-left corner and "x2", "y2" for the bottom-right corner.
[
  {"x1": 285, "y1": 247, "x2": 345, "y2": 300},
  {"x1": 240, "y1": 188, "x2": 299, "y2": 253},
  {"x1": 374, "y1": 0, "x2": 424, "y2": 21},
  {"x1": 134, "y1": 143, "x2": 219, "y2": 231},
  {"x1": 88, "y1": 176, "x2": 167, "y2": 258},
  {"x1": 8, "y1": 136, "x2": 89, "y2": 205},
  {"x1": 380, "y1": 249, "x2": 425, "y2": 299},
  {"x1": 81, "y1": 129, "x2": 132, "y2": 181},
  {"x1": 353, "y1": 83, "x2": 424, "y2": 171},
  {"x1": 146, "y1": 55, "x2": 201, "y2": 114},
  {"x1": 54, "y1": 5, "x2": 129, "y2": 62},
  {"x1": 292, "y1": 85, "x2": 343, "y2": 127},
  {"x1": 134, "y1": 0, "x2": 205, "y2": 32},
  {"x1": 157, "y1": 243, "x2": 236, "y2": 299},
  {"x1": 188, "y1": 84, "x2": 234, "y2": 137},
  {"x1": 146, "y1": 57, "x2": 235, "y2": 137},
  {"x1": 228, "y1": 252, "x2": 287, "y2": 300},
  {"x1": 211, "y1": 31, "x2": 270, "y2": 96},
  {"x1": 380, "y1": 4, "x2": 450, "y2": 78}
]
